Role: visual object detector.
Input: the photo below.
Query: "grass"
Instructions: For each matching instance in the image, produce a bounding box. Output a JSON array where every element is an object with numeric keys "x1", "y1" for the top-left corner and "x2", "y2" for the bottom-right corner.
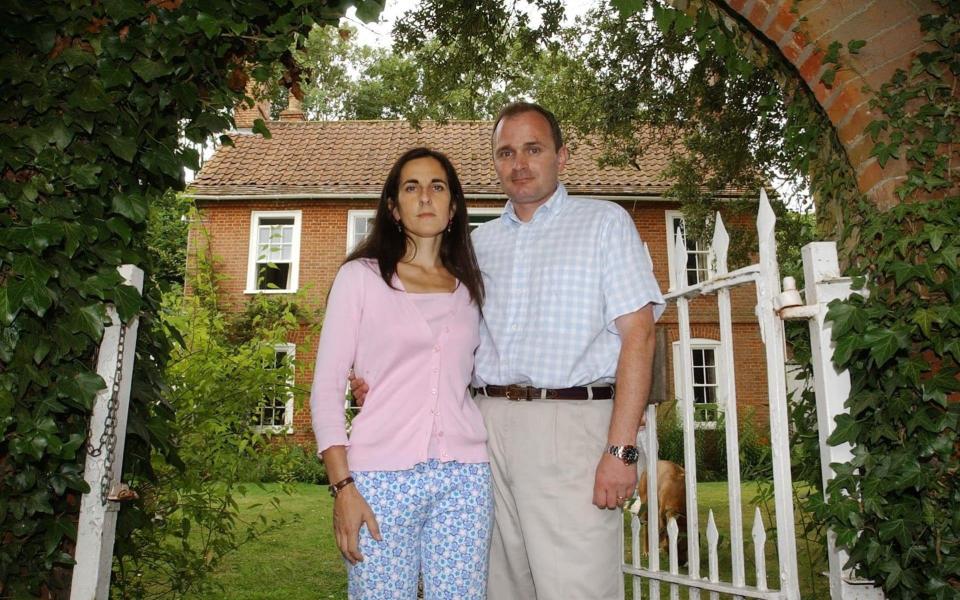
[{"x1": 182, "y1": 482, "x2": 828, "y2": 599}]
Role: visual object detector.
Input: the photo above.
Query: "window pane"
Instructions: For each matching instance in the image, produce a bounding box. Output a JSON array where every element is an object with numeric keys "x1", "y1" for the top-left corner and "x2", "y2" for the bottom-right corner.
[
  {"x1": 260, "y1": 217, "x2": 294, "y2": 226},
  {"x1": 257, "y1": 263, "x2": 290, "y2": 290}
]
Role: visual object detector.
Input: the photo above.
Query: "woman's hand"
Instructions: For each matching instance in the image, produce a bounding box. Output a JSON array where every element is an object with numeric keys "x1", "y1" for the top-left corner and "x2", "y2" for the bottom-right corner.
[{"x1": 332, "y1": 484, "x2": 382, "y2": 564}]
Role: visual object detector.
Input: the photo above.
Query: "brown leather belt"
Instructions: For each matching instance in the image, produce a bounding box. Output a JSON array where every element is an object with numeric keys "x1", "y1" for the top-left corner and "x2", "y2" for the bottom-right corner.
[{"x1": 474, "y1": 384, "x2": 614, "y2": 401}]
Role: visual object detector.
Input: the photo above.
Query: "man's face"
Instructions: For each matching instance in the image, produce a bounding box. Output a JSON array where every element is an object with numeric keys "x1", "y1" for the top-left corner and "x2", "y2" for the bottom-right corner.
[{"x1": 492, "y1": 111, "x2": 568, "y2": 216}]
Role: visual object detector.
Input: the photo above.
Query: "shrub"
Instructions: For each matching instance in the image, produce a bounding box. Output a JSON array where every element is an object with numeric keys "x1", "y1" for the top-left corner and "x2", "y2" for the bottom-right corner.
[{"x1": 237, "y1": 443, "x2": 328, "y2": 485}]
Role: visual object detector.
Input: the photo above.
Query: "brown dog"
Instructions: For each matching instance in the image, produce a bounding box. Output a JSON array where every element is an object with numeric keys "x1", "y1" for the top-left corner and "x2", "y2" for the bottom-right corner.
[{"x1": 637, "y1": 460, "x2": 688, "y2": 565}]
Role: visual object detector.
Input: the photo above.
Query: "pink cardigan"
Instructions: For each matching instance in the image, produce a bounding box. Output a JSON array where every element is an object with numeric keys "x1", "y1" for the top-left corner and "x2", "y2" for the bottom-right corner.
[{"x1": 310, "y1": 259, "x2": 488, "y2": 471}]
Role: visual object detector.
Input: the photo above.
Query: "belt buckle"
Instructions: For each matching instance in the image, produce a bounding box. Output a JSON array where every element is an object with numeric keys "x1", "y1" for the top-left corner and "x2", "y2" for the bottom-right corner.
[{"x1": 504, "y1": 385, "x2": 529, "y2": 401}]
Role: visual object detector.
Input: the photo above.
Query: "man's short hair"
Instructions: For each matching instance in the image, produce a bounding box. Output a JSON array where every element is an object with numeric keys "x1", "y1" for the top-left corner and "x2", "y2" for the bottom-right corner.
[{"x1": 492, "y1": 102, "x2": 564, "y2": 151}]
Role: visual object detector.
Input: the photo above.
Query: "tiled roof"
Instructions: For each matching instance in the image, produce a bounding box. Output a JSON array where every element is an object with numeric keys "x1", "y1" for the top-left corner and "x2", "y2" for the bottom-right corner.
[{"x1": 189, "y1": 120, "x2": 737, "y2": 198}]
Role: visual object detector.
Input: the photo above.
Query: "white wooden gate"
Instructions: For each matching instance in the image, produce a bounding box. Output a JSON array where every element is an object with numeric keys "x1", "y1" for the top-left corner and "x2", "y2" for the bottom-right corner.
[{"x1": 622, "y1": 190, "x2": 884, "y2": 599}]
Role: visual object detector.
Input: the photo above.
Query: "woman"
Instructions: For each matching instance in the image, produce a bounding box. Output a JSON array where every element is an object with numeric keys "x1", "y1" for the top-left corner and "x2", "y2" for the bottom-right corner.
[{"x1": 310, "y1": 148, "x2": 491, "y2": 599}]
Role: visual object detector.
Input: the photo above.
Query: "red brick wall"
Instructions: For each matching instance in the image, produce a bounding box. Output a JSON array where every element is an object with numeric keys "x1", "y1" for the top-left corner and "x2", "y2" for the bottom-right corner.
[{"x1": 191, "y1": 197, "x2": 771, "y2": 445}]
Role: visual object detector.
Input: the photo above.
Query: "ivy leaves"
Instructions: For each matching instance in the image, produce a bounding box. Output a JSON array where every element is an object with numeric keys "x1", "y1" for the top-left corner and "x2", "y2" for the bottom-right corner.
[
  {"x1": 823, "y1": 199, "x2": 960, "y2": 599},
  {"x1": 1, "y1": 0, "x2": 377, "y2": 595}
]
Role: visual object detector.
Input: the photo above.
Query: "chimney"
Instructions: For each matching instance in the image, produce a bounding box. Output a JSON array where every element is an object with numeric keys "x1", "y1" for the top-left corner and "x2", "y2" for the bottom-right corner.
[
  {"x1": 279, "y1": 94, "x2": 306, "y2": 121},
  {"x1": 234, "y1": 80, "x2": 271, "y2": 130}
]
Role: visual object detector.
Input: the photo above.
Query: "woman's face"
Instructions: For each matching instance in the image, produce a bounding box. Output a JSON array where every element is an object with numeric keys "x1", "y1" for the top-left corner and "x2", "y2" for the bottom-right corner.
[{"x1": 391, "y1": 156, "x2": 454, "y2": 240}]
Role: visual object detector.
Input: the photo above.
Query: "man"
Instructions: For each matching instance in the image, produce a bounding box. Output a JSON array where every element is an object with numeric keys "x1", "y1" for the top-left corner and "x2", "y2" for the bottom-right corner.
[{"x1": 354, "y1": 102, "x2": 663, "y2": 599}]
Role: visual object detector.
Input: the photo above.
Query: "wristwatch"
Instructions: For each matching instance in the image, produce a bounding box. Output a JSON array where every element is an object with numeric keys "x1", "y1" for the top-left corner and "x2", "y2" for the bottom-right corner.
[{"x1": 607, "y1": 444, "x2": 640, "y2": 465}]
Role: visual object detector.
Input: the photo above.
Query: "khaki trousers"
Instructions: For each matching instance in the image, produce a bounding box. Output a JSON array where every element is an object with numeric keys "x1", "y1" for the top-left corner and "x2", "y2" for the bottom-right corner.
[{"x1": 476, "y1": 396, "x2": 625, "y2": 600}]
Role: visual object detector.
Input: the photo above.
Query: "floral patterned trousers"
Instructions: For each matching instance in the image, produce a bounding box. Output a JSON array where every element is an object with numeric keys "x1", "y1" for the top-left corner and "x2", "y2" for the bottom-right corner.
[{"x1": 348, "y1": 460, "x2": 493, "y2": 600}]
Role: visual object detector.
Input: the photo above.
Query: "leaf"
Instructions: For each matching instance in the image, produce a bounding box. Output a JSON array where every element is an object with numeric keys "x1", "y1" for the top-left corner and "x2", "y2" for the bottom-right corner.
[
  {"x1": 652, "y1": 4, "x2": 676, "y2": 33},
  {"x1": 9, "y1": 278, "x2": 55, "y2": 317},
  {"x1": 69, "y1": 303, "x2": 107, "y2": 340},
  {"x1": 131, "y1": 58, "x2": 173, "y2": 82},
  {"x1": 354, "y1": 0, "x2": 385, "y2": 23},
  {"x1": 911, "y1": 308, "x2": 937, "y2": 337},
  {"x1": 106, "y1": 136, "x2": 137, "y2": 163},
  {"x1": 0, "y1": 284, "x2": 24, "y2": 325},
  {"x1": 196, "y1": 13, "x2": 221, "y2": 38},
  {"x1": 103, "y1": 0, "x2": 142, "y2": 21},
  {"x1": 862, "y1": 328, "x2": 904, "y2": 366},
  {"x1": 847, "y1": 39, "x2": 867, "y2": 54},
  {"x1": 59, "y1": 370, "x2": 106, "y2": 410},
  {"x1": 112, "y1": 284, "x2": 142, "y2": 322},
  {"x1": 252, "y1": 118, "x2": 272, "y2": 139},
  {"x1": 611, "y1": 0, "x2": 645, "y2": 16},
  {"x1": 828, "y1": 413, "x2": 860, "y2": 445},
  {"x1": 69, "y1": 164, "x2": 101, "y2": 188},
  {"x1": 8, "y1": 222, "x2": 64, "y2": 253},
  {"x1": 110, "y1": 193, "x2": 148, "y2": 223},
  {"x1": 820, "y1": 66, "x2": 837, "y2": 87}
]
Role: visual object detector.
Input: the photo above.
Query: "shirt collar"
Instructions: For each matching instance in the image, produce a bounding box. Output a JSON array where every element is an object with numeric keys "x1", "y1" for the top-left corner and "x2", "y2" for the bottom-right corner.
[{"x1": 503, "y1": 183, "x2": 568, "y2": 226}]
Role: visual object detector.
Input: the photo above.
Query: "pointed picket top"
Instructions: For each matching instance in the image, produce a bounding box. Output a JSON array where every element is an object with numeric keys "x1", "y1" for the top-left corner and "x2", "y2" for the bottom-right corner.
[
  {"x1": 673, "y1": 227, "x2": 688, "y2": 289},
  {"x1": 711, "y1": 212, "x2": 729, "y2": 276},
  {"x1": 667, "y1": 517, "x2": 680, "y2": 575},
  {"x1": 706, "y1": 510, "x2": 720, "y2": 583},
  {"x1": 756, "y1": 187, "x2": 776, "y2": 250},
  {"x1": 752, "y1": 507, "x2": 768, "y2": 591}
]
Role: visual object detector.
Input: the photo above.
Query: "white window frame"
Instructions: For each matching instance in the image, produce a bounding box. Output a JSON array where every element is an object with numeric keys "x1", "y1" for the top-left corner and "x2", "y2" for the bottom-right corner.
[
  {"x1": 245, "y1": 210, "x2": 302, "y2": 294},
  {"x1": 345, "y1": 206, "x2": 503, "y2": 254},
  {"x1": 671, "y1": 338, "x2": 723, "y2": 430},
  {"x1": 467, "y1": 207, "x2": 502, "y2": 230},
  {"x1": 665, "y1": 210, "x2": 711, "y2": 290},
  {"x1": 346, "y1": 209, "x2": 376, "y2": 254},
  {"x1": 255, "y1": 343, "x2": 296, "y2": 434}
]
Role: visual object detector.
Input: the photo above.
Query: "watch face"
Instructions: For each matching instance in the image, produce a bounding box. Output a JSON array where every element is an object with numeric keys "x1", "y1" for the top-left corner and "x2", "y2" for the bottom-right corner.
[{"x1": 621, "y1": 446, "x2": 639, "y2": 463}]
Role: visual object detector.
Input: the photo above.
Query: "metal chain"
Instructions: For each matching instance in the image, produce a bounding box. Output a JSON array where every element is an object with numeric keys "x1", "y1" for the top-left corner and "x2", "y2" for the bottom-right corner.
[{"x1": 86, "y1": 320, "x2": 127, "y2": 505}]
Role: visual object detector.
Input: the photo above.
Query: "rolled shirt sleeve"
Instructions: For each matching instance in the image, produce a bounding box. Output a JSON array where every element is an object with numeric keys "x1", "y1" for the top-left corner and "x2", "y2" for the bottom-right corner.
[{"x1": 601, "y1": 205, "x2": 665, "y2": 330}]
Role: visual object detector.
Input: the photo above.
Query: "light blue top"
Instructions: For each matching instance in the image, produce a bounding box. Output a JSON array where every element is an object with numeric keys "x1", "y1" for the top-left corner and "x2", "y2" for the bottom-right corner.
[{"x1": 471, "y1": 183, "x2": 665, "y2": 389}]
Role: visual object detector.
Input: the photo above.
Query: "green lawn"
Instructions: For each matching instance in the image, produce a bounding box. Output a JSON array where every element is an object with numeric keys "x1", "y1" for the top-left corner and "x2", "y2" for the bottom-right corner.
[{"x1": 183, "y1": 482, "x2": 828, "y2": 599}]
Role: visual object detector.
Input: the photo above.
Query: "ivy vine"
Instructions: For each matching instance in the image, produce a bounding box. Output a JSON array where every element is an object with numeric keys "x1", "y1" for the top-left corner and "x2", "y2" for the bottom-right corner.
[{"x1": 0, "y1": 0, "x2": 380, "y2": 596}]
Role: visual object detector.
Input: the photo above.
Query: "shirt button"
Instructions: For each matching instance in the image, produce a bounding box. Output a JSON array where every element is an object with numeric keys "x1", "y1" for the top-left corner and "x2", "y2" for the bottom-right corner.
[
  {"x1": 443, "y1": 326, "x2": 450, "y2": 333},
  {"x1": 431, "y1": 388, "x2": 437, "y2": 395},
  {"x1": 438, "y1": 431, "x2": 444, "y2": 437},
  {"x1": 433, "y1": 344, "x2": 440, "y2": 352},
  {"x1": 432, "y1": 367, "x2": 439, "y2": 374},
  {"x1": 512, "y1": 324, "x2": 518, "y2": 330}
]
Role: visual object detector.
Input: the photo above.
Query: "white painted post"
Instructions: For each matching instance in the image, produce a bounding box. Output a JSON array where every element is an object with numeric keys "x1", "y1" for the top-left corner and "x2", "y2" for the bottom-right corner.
[
  {"x1": 754, "y1": 190, "x2": 801, "y2": 599},
  {"x1": 642, "y1": 407, "x2": 661, "y2": 599},
  {"x1": 800, "y1": 243, "x2": 885, "y2": 600},
  {"x1": 673, "y1": 233, "x2": 702, "y2": 599},
  {"x1": 71, "y1": 265, "x2": 144, "y2": 600},
  {"x1": 712, "y1": 214, "x2": 747, "y2": 597}
]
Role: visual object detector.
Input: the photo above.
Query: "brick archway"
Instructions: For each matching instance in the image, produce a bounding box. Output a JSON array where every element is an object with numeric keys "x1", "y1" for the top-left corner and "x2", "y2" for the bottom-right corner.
[{"x1": 712, "y1": 0, "x2": 948, "y2": 209}]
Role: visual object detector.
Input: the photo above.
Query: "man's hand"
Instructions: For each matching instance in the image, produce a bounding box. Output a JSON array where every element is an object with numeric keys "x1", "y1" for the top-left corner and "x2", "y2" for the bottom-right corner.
[
  {"x1": 593, "y1": 453, "x2": 638, "y2": 510},
  {"x1": 332, "y1": 485, "x2": 381, "y2": 564},
  {"x1": 348, "y1": 372, "x2": 369, "y2": 407}
]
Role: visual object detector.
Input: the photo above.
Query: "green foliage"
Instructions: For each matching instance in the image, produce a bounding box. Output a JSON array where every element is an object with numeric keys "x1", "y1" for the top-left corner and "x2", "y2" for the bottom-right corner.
[
  {"x1": 820, "y1": 199, "x2": 960, "y2": 599},
  {"x1": 236, "y1": 443, "x2": 327, "y2": 485},
  {"x1": 113, "y1": 257, "x2": 317, "y2": 598},
  {"x1": 146, "y1": 190, "x2": 192, "y2": 287},
  {"x1": 654, "y1": 402, "x2": 771, "y2": 482},
  {"x1": 0, "y1": 0, "x2": 378, "y2": 595}
]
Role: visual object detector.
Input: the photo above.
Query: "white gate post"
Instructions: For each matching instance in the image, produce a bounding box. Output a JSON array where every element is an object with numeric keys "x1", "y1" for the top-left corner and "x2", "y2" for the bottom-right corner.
[
  {"x1": 70, "y1": 264, "x2": 144, "y2": 600},
  {"x1": 755, "y1": 190, "x2": 801, "y2": 600},
  {"x1": 796, "y1": 243, "x2": 885, "y2": 600}
]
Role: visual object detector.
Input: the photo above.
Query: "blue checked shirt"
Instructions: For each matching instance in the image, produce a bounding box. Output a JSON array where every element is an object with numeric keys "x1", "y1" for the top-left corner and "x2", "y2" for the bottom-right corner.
[{"x1": 472, "y1": 184, "x2": 665, "y2": 389}]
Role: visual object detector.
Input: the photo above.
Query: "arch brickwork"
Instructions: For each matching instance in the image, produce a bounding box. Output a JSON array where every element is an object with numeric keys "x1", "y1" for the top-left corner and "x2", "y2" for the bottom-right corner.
[{"x1": 712, "y1": 0, "x2": 952, "y2": 209}]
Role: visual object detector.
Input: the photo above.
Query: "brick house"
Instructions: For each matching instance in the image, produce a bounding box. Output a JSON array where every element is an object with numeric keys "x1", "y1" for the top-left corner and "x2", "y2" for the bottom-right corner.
[{"x1": 186, "y1": 103, "x2": 770, "y2": 448}]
